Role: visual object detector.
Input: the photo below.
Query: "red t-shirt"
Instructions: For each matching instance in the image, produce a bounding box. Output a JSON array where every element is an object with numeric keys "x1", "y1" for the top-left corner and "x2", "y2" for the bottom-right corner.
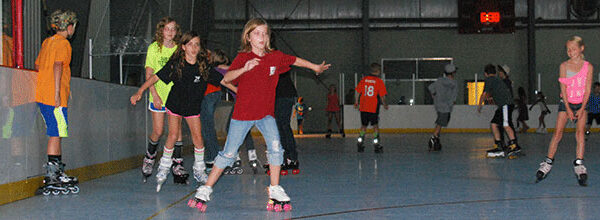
[
  {"x1": 355, "y1": 75, "x2": 387, "y2": 113},
  {"x1": 326, "y1": 93, "x2": 340, "y2": 112},
  {"x1": 230, "y1": 50, "x2": 296, "y2": 120}
]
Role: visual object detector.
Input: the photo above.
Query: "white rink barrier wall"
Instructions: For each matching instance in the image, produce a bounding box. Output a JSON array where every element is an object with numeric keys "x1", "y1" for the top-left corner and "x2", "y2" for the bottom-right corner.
[{"x1": 343, "y1": 104, "x2": 566, "y2": 132}]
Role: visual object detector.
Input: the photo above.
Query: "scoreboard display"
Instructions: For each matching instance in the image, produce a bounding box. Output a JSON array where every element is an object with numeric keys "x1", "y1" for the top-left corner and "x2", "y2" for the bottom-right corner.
[{"x1": 458, "y1": 0, "x2": 515, "y2": 34}]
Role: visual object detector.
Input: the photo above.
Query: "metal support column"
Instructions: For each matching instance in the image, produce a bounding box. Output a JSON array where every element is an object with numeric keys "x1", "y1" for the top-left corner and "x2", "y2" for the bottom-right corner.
[
  {"x1": 527, "y1": 0, "x2": 536, "y2": 102},
  {"x1": 361, "y1": 0, "x2": 369, "y2": 73}
]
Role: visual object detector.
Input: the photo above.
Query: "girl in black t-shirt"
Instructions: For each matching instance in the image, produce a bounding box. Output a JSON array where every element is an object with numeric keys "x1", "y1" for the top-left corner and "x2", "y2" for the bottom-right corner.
[{"x1": 131, "y1": 32, "x2": 221, "y2": 192}]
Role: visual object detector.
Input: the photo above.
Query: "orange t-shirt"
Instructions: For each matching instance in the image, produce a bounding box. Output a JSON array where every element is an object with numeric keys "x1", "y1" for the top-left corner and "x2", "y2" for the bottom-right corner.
[
  {"x1": 204, "y1": 83, "x2": 221, "y2": 95},
  {"x1": 35, "y1": 34, "x2": 71, "y2": 107},
  {"x1": 355, "y1": 75, "x2": 387, "y2": 113}
]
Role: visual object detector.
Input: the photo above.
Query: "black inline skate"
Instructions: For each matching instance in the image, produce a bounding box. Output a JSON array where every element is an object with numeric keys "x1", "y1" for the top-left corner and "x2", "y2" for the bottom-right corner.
[
  {"x1": 171, "y1": 158, "x2": 189, "y2": 184},
  {"x1": 535, "y1": 157, "x2": 553, "y2": 183},
  {"x1": 373, "y1": 135, "x2": 383, "y2": 153},
  {"x1": 325, "y1": 129, "x2": 332, "y2": 139},
  {"x1": 141, "y1": 151, "x2": 156, "y2": 183},
  {"x1": 37, "y1": 161, "x2": 79, "y2": 196},
  {"x1": 357, "y1": 134, "x2": 365, "y2": 152},
  {"x1": 248, "y1": 149, "x2": 260, "y2": 174},
  {"x1": 428, "y1": 136, "x2": 441, "y2": 152},
  {"x1": 224, "y1": 160, "x2": 243, "y2": 175},
  {"x1": 506, "y1": 140, "x2": 522, "y2": 159},
  {"x1": 574, "y1": 159, "x2": 588, "y2": 186},
  {"x1": 486, "y1": 142, "x2": 506, "y2": 158}
]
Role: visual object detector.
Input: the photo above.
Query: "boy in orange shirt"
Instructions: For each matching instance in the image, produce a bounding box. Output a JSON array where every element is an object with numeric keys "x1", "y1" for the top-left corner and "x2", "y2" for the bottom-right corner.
[
  {"x1": 355, "y1": 63, "x2": 388, "y2": 153},
  {"x1": 34, "y1": 10, "x2": 79, "y2": 195}
]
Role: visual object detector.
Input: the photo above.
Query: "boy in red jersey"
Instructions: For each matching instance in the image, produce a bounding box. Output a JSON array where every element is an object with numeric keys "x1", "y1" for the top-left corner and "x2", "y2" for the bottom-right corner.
[{"x1": 355, "y1": 63, "x2": 388, "y2": 153}]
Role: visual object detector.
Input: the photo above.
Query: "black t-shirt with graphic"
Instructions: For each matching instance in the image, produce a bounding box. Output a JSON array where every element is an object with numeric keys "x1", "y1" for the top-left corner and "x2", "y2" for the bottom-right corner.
[{"x1": 156, "y1": 59, "x2": 221, "y2": 116}]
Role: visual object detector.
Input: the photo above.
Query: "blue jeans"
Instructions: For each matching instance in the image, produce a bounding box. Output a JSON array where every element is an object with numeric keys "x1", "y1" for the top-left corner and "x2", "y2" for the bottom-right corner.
[
  {"x1": 215, "y1": 115, "x2": 284, "y2": 169},
  {"x1": 275, "y1": 97, "x2": 298, "y2": 160},
  {"x1": 226, "y1": 104, "x2": 255, "y2": 152},
  {"x1": 201, "y1": 91, "x2": 222, "y2": 162}
]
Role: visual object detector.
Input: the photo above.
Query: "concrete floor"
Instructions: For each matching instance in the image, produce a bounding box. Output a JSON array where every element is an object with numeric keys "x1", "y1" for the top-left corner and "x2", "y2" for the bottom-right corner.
[{"x1": 1, "y1": 132, "x2": 599, "y2": 219}]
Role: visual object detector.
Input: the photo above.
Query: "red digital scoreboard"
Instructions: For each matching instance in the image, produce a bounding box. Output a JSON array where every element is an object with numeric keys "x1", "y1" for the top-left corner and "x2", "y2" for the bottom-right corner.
[
  {"x1": 480, "y1": 12, "x2": 501, "y2": 23},
  {"x1": 459, "y1": 0, "x2": 515, "y2": 34}
]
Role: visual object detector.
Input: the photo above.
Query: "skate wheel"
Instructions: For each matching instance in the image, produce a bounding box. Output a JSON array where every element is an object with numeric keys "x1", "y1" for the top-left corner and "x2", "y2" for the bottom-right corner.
[
  {"x1": 52, "y1": 190, "x2": 60, "y2": 195},
  {"x1": 237, "y1": 169, "x2": 244, "y2": 175},
  {"x1": 292, "y1": 169, "x2": 300, "y2": 175},
  {"x1": 266, "y1": 200, "x2": 274, "y2": 211},
  {"x1": 70, "y1": 186, "x2": 80, "y2": 194},
  {"x1": 274, "y1": 204, "x2": 283, "y2": 212},
  {"x1": 280, "y1": 170, "x2": 288, "y2": 176},
  {"x1": 42, "y1": 189, "x2": 51, "y2": 196},
  {"x1": 187, "y1": 199, "x2": 197, "y2": 208},
  {"x1": 61, "y1": 188, "x2": 69, "y2": 195},
  {"x1": 283, "y1": 204, "x2": 292, "y2": 212},
  {"x1": 198, "y1": 203, "x2": 207, "y2": 212}
]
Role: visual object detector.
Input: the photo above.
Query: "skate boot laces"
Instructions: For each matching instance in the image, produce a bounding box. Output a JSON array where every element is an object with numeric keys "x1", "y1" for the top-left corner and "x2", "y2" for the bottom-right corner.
[
  {"x1": 195, "y1": 185, "x2": 213, "y2": 201},
  {"x1": 172, "y1": 158, "x2": 188, "y2": 176},
  {"x1": 142, "y1": 157, "x2": 156, "y2": 174},
  {"x1": 193, "y1": 162, "x2": 208, "y2": 183},
  {"x1": 574, "y1": 164, "x2": 587, "y2": 175},
  {"x1": 268, "y1": 185, "x2": 290, "y2": 202},
  {"x1": 538, "y1": 162, "x2": 552, "y2": 174}
]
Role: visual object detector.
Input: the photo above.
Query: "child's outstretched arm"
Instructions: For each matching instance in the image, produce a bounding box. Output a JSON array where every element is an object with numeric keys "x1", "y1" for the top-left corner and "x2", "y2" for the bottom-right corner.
[
  {"x1": 293, "y1": 58, "x2": 331, "y2": 75},
  {"x1": 220, "y1": 79, "x2": 238, "y2": 94},
  {"x1": 130, "y1": 75, "x2": 160, "y2": 105},
  {"x1": 222, "y1": 58, "x2": 260, "y2": 83}
]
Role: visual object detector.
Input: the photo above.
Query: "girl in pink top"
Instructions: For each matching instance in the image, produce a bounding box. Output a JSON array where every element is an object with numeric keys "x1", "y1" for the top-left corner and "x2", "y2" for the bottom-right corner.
[{"x1": 536, "y1": 36, "x2": 593, "y2": 186}]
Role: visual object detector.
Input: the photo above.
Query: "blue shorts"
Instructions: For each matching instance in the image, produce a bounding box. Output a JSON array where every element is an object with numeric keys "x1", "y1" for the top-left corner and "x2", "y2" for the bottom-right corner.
[
  {"x1": 148, "y1": 102, "x2": 166, "y2": 113},
  {"x1": 38, "y1": 103, "x2": 68, "y2": 137}
]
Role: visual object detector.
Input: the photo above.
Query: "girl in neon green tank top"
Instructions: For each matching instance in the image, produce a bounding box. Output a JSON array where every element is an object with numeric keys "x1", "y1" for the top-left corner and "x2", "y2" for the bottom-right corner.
[{"x1": 140, "y1": 17, "x2": 187, "y2": 184}]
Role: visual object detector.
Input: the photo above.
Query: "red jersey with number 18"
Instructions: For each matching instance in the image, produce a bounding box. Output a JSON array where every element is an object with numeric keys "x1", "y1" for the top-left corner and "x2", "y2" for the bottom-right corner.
[{"x1": 355, "y1": 75, "x2": 387, "y2": 113}]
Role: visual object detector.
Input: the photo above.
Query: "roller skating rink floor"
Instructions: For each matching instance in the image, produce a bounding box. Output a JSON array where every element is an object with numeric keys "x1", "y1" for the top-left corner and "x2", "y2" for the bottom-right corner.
[{"x1": 2, "y1": 132, "x2": 600, "y2": 219}]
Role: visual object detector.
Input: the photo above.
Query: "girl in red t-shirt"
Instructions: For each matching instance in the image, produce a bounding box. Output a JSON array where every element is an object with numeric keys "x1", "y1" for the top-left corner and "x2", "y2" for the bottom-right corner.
[
  {"x1": 187, "y1": 18, "x2": 330, "y2": 213},
  {"x1": 325, "y1": 84, "x2": 344, "y2": 138}
]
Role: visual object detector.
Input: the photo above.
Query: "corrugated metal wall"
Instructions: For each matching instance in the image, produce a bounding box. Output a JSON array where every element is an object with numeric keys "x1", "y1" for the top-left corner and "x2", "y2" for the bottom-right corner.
[
  {"x1": 213, "y1": 0, "x2": 574, "y2": 29},
  {"x1": 23, "y1": 0, "x2": 40, "y2": 69}
]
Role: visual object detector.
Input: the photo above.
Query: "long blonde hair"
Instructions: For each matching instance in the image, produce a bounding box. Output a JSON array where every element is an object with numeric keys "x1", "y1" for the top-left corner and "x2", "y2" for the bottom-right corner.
[
  {"x1": 154, "y1": 17, "x2": 181, "y2": 51},
  {"x1": 239, "y1": 18, "x2": 273, "y2": 53}
]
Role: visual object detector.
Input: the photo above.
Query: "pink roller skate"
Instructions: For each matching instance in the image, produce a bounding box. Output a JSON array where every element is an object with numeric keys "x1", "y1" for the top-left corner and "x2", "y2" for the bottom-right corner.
[
  {"x1": 188, "y1": 185, "x2": 212, "y2": 212},
  {"x1": 267, "y1": 185, "x2": 292, "y2": 212}
]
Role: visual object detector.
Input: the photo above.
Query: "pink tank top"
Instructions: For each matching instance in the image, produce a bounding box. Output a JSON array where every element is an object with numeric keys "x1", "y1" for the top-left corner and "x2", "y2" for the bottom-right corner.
[{"x1": 558, "y1": 61, "x2": 589, "y2": 104}]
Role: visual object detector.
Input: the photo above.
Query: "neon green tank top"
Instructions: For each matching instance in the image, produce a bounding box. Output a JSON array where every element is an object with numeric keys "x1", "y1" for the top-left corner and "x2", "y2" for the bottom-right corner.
[{"x1": 145, "y1": 41, "x2": 177, "y2": 103}]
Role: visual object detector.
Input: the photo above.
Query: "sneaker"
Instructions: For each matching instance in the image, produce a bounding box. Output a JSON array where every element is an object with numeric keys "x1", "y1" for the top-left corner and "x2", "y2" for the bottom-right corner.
[{"x1": 486, "y1": 144, "x2": 505, "y2": 158}]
